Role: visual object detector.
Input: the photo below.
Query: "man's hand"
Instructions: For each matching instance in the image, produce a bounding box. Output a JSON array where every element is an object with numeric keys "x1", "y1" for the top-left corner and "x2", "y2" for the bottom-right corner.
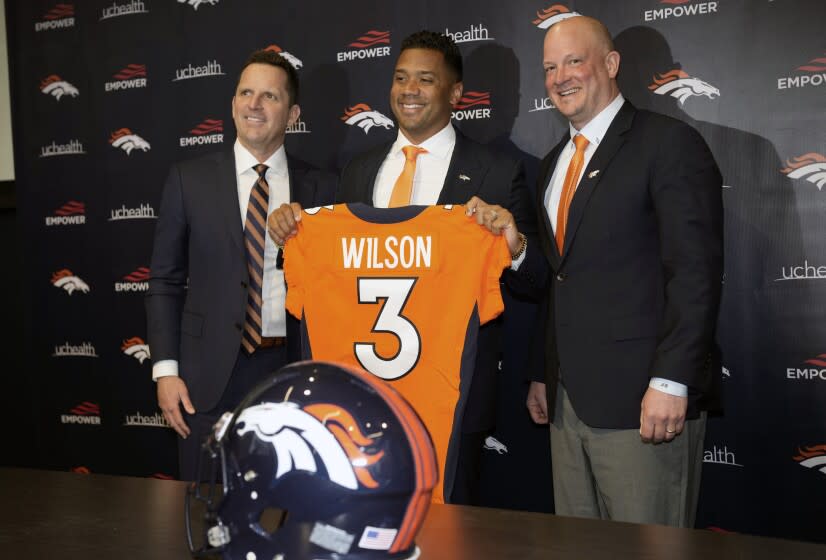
[
  {"x1": 465, "y1": 196, "x2": 521, "y2": 255},
  {"x1": 639, "y1": 387, "x2": 687, "y2": 444},
  {"x1": 526, "y1": 381, "x2": 549, "y2": 424},
  {"x1": 157, "y1": 376, "x2": 195, "y2": 439},
  {"x1": 267, "y1": 202, "x2": 303, "y2": 246}
]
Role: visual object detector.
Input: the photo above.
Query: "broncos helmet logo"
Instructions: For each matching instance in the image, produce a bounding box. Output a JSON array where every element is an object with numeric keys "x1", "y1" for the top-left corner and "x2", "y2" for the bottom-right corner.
[
  {"x1": 109, "y1": 128, "x2": 151, "y2": 155},
  {"x1": 794, "y1": 444, "x2": 826, "y2": 475},
  {"x1": 341, "y1": 104, "x2": 395, "y2": 134},
  {"x1": 40, "y1": 75, "x2": 79, "y2": 101},
  {"x1": 235, "y1": 402, "x2": 384, "y2": 489},
  {"x1": 781, "y1": 153, "x2": 826, "y2": 190},
  {"x1": 649, "y1": 70, "x2": 720, "y2": 105},
  {"x1": 177, "y1": 0, "x2": 219, "y2": 9},
  {"x1": 51, "y1": 269, "x2": 90, "y2": 295},
  {"x1": 121, "y1": 337, "x2": 151, "y2": 364}
]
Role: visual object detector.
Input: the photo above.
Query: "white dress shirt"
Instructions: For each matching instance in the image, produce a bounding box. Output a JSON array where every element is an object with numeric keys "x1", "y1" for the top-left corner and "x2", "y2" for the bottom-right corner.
[
  {"x1": 152, "y1": 140, "x2": 290, "y2": 381},
  {"x1": 373, "y1": 123, "x2": 456, "y2": 207}
]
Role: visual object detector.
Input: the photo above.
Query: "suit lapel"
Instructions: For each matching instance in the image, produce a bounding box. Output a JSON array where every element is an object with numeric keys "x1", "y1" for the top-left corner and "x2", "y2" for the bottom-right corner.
[
  {"x1": 215, "y1": 150, "x2": 245, "y2": 254},
  {"x1": 437, "y1": 132, "x2": 483, "y2": 204},
  {"x1": 286, "y1": 154, "x2": 307, "y2": 206},
  {"x1": 561, "y1": 102, "x2": 635, "y2": 259},
  {"x1": 361, "y1": 143, "x2": 394, "y2": 204},
  {"x1": 537, "y1": 134, "x2": 569, "y2": 269}
]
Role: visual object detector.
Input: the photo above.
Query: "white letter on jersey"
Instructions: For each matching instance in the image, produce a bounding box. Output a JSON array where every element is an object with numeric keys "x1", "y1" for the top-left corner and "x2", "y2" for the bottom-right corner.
[
  {"x1": 354, "y1": 277, "x2": 421, "y2": 380},
  {"x1": 342, "y1": 237, "x2": 366, "y2": 268}
]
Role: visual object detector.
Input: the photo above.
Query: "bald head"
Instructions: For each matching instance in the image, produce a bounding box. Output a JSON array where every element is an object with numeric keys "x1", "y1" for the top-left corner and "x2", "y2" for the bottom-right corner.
[{"x1": 542, "y1": 15, "x2": 621, "y2": 129}]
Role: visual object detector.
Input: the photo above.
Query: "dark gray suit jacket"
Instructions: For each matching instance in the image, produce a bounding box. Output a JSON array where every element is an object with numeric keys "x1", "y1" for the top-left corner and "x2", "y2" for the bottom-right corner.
[{"x1": 146, "y1": 149, "x2": 336, "y2": 412}]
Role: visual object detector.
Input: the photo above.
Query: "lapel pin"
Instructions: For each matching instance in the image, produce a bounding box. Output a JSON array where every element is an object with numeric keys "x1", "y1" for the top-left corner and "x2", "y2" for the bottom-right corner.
[
  {"x1": 458, "y1": 174, "x2": 471, "y2": 182},
  {"x1": 588, "y1": 170, "x2": 600, "y2": 179}
]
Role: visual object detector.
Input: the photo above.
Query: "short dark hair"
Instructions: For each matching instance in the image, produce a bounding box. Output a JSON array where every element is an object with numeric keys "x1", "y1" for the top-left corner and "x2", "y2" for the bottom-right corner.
[
  {"x1": 400, "y1": 30, "x2": 463, "y2": 82},
  {"x1": 237, "y1": 49, "x2": 299, "y2": 106}
]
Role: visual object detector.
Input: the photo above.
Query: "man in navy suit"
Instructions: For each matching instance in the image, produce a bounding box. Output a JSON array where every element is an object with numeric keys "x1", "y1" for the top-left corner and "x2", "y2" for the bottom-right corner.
[
  {"x1": 146, "y1": 50, "x2": 336, "y2": 480},
  {"x1": 268, "y1": 31, "x2": 535, "y2": 505},
  {"x1": 484, "y1": 15, "x2": 722, "y2": 526}
]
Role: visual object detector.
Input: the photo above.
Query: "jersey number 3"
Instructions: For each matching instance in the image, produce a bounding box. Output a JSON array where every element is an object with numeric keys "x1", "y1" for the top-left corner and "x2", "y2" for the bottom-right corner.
[{"x1": 354, "y1": 277, "x2": 421, "y2": 380}]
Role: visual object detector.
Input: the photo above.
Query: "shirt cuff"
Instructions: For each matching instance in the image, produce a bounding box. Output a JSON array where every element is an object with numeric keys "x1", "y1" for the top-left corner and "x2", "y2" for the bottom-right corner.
[
  {"x1": 511, "y1": 247, "x2": 526, "y2": 271},
  {"x1": 152, "y1": 359, "x2": 179, "y2": 382},
  {"x1": 649, "y1": 377, "x2": 688, "y2": 397}
]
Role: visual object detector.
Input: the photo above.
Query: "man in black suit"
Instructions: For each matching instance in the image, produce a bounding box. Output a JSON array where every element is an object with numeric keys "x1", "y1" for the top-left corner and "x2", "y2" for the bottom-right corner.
[
  {"x1": 494, "y1": 15, "x2": 722, "y2": 526},
  {"x1": 146, "y1": 50, "x2": 336, "y2": 480},
  {"x1": 268, "y1": 31, "x2": 535, "y2": 505}
]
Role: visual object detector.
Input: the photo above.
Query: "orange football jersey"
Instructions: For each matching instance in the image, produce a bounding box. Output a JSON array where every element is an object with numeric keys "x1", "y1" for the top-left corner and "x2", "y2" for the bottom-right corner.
[{"x1": 284, "y1": 203, "x2": 511, "y2": 503}]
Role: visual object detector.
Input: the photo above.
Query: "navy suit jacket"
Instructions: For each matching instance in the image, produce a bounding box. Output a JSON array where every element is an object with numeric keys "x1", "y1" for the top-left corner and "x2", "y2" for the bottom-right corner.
[
  {"x1": 146, "y1": 149, "x2": 336, "y2": 411},
  {"x1": 337, "y1": 129, "x2": 536, "y2": 432},
  {"x1": 523, "y1": 101, "x2": 723, "y2": 428}
]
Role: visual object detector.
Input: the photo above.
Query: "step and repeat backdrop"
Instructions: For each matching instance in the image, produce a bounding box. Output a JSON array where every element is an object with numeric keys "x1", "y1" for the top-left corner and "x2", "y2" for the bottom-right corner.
[{"x1": 7, "y1": 0, "x2": 825, "y2": 542}]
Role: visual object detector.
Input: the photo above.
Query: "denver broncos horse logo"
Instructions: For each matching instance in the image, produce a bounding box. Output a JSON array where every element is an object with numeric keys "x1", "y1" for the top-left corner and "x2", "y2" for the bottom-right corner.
[
  {"x1": 781, "y1": 153, "x2": 826, "y2": 190},
  {"x1": 177, "y1": 0, "x2": 219, "y2": 10},
  {"x1": 236, "y1": 401, "x2": 384, "y2": 489},
  {"x1": 532, "y1": 4, "x2": 579, "y2": 29},
  {"x1": 794, "y1": 444, "x2": 826, "y2": 475},
  {"x1": 109, "y1": 128, "x2": 151, "y2": 155},
  {"x1": 264, "y1": 45, "x2": 303, "y2": 70},
  {"x1": 121, "y1": 337, "x2": 151, "y2": 364},
  {"x1": 649, "y1": 70, "x2": 720, "y2": 105},
  {"x1": 40, "y1": 75, "x2": 79, "y2": 101},
  {"x1": 341, "y1": 104, "x2": 395, "y2": 134},
  {"x1": 51, "y1": 269, "x2": 90, "y2": 295}
]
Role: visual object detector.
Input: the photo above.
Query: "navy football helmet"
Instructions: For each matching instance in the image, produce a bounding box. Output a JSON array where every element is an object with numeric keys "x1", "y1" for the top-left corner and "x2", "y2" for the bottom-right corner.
[{"x1": 185, "y1": 361, "x2": 438, "y2": 560}]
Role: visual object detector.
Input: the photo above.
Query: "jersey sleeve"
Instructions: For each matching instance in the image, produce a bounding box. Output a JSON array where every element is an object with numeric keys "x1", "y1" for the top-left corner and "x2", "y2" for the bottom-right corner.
[
  {"x1": 477, "y1": 231, "x2": 511, "y2": 325},
  {"x1": 283, "y1": 218, "x2": 307, "y2": 320}
]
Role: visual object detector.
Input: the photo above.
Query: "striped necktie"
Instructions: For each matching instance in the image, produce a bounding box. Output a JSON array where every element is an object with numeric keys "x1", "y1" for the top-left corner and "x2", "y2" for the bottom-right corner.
[{"x1": 241, "y1": 163, "x2": 269, "y2": 353}]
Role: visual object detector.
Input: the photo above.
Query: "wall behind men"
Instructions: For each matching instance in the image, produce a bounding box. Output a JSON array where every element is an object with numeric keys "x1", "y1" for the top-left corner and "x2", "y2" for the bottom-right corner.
[{"x1": 6, "y1": 0, "x2": 826, "y2": 542}]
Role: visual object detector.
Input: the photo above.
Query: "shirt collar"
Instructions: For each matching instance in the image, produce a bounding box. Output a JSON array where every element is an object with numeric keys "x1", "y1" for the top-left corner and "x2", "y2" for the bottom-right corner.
[
  {"x1": 234, "y1": 139, "x2": 288, "y2": 177},
  {"x1": 391, "y1": 122, "x2": 456, "y2": 160},
  {"x1": 569, "y1": 93, "x2": 625, "y2": 148}
]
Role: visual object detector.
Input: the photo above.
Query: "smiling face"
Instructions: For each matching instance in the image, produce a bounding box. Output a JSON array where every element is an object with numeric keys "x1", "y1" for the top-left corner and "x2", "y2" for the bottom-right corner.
[
  {"x1": 390, "y1": 48, "x2": 463, "y2": 145},
  {"x1": 542, "y1": 17, "x2": 620, "y2": 130},
  {"x1": 231, "y1": 63, "x2": 300, "y2": 161}
]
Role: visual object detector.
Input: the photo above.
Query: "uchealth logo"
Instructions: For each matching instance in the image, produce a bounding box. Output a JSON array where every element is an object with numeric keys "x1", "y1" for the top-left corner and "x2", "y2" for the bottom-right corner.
[
  {"x1": 100, "y1": 0, "x2": 148, "y2": 21},
  {"x1": 452, "y1": 91, "x2": 491, "y2": 121},
  {"x1": 786, "y1": 354, "x2": 826, "y2": 381},
  {"x1": 180, "y1": 119, "x2": 223, "y2": 147},
  {"x1": 778, "y1": 53, "x2": 826, "y2": 90},
  {"x1": 532, "y1": 4, "x2": 579, "y2": 29},
  {"x1": 122, "y1": 336, "x2": 151, "y2": 364},
  {"x1": 61, "y1": 402, "x2": 101, "y2": 425},
  {"x1": 341, "y1": 104, "x2": 394, "y2": 134},
  {"x1": 648, "y1": 69, "x2": 720, "y2": 104},
  {"x1": 173, "y1": 59, "x2": 223, "y2": 82},
  {"x1": 776, "y1": 260, "x2": 826, "y2": 282},
  {"x1": 51, "y1": 269, "x2": 90, "y2": 295},
  {"x1": 794, "y1": 444, "x2": 826, "y2": 475},
  {"x1": 264, "y1": 44, "x2": 303, "y2": 70},
  {"x1": 40, "y1": 75, "x2": 78, "y2": 101},
  {"x1": 35, "y1": 3, "x2": 75, "y2": 32},
  {"x1": 40, "y1": 139, "x2": 85, "y2": 158},
  {"x1": 53, "y1": 341, "x2": 98, "y2": 358},
  {"x1": 337, "y1": 30, "x2": 391, "y2": 63},
  {"x1": 115, "y1": 266, "x2": 150, "y2": 292},
  {"x1": 644, "y1": 0, "x2": 719, "y2": 22},
  {"x1": 444, "y1": 22, "x2": 493, "y2": 44},
  {"x1": 109, "y1": 202, "x2": 156, "y2": 221},
  {"x1": 286, "y1": 116, "x2": 311, "y2": 134},
  {"x1": 105, "y1": 64, "x2": 147, "y2": 92},
  {"x1": 109, "y1": 128, "x2": 151, "y2": 155},
  {"x1": 529, "y1": 96, "x2": 556, "y2": 113},
  {"x1": 124, "y1": 411, "x2": 171, "y2": 428},
  {"x1": 781, "y1": 153, "x2": 826, "y2": 191},
  {"x1": 45, "y1": 200, "x2": 86, "y2": 226},
  {"x1": 177, "y1": 0, "x2": 219, "y2": 10},
  {"x1": 703, "y1": 443, "x2": 743, "y2": 467}
]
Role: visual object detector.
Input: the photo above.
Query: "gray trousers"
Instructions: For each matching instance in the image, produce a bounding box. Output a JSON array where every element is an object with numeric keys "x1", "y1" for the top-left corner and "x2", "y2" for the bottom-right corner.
[{"x1": 549, "y1": 384, "x2": 706, "y2": 527}]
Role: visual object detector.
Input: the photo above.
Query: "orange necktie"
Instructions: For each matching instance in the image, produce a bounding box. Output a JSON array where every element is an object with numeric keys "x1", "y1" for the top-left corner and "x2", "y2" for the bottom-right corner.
[
  {"x1": 555, "y1": 134, "x2": 589, "y2": 253},
  {"x1": 389, "y1": 145, "x2": 427, "y2": 207}
]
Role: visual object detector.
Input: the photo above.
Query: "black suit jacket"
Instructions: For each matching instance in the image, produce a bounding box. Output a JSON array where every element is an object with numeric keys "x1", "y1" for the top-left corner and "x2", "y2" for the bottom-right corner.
[
  {"x1": 146, "y1": 149, "x2": 336, "y2": 412},
  {"x1": 337, "y1": 129, "x2": 536, "y2": 432},
  {"x1": 524, "y1": 101, "x2": 723, "y2": 428}
]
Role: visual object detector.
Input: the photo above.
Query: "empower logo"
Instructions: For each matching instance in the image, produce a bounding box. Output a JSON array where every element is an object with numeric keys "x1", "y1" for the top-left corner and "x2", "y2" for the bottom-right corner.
[
  {"x1": 52, "y1": 341, "x2": 98, "y2": 358},
  {"x1": 40, "y1": 139, "x2": 85, "y2": 157},
  {"x1": 110, "y1": 128, "x2": 151, "y2": 155},
  {"x1": 444, "y1": 23, "x2": 493, "y2": 44},
  {"x1": 35, "y1": 3, "x2": 75, "y2": 32},
  {"x1": 122, "y1": 337, "x2": 151, "y2": 364},
  {"x1": 180, "y1": 119, "x2": 223, "y2": 147},
  {"x1": 532, "y1": 4, "x2": 579, "y2": 29},
  {"x1": 100, "y1": 0, "x2": 148, "y2": 21},
  {"x1": 781, "y1": 153, "x2": 826, "y2": 190},
  {"x1": 794, "y1": 444, "x2": 826, "y2": 475},
  {"x1": 46, "y1": 201, "x2": 86, "y2": 226},
  {"x1": 109, "y1": 203, "x2": 156, "y2": 221},
  {"x1": 105, "y1": 64, "x2": 147, "y2": 92},
  {"x1": 452, "y1": 91, "x2": 491, "y2": 121},
  {"x1": 177, "y1": 0, "x2": 218, "y2": 10},
  {"x1": 51, "y1": 269, "x2": 90, "y2": 295},
  {"x1": 40, "y1": 75, "x2": 78, "y2": 101},
  {"x1": 786, "y1": 354, "x2": 826, "y2": 381},
  {"x1": 115, "y1": 267, "x2": 150, "y2": 292},
  {"x1": 778, "y1": 53, "x2": 826, "y2": 90},
  {"x1": 337, "y1": 30, "x2": 391, "y2": 63},
  {"x1": 264, "y1": 44, "x2": 303, "y2": 70},
  {"x1": 648, "y1": 69, "x2": 719, "y2": 104},
  {"x1": 644, "y1": 0, "x2": 719, "y2": 22},
  {"x1": 61, "y1": 402, "x2": 101, "y2": 425},
  {"x1": 340, "y1": 104, "x2": 394, "y2": 134}
]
